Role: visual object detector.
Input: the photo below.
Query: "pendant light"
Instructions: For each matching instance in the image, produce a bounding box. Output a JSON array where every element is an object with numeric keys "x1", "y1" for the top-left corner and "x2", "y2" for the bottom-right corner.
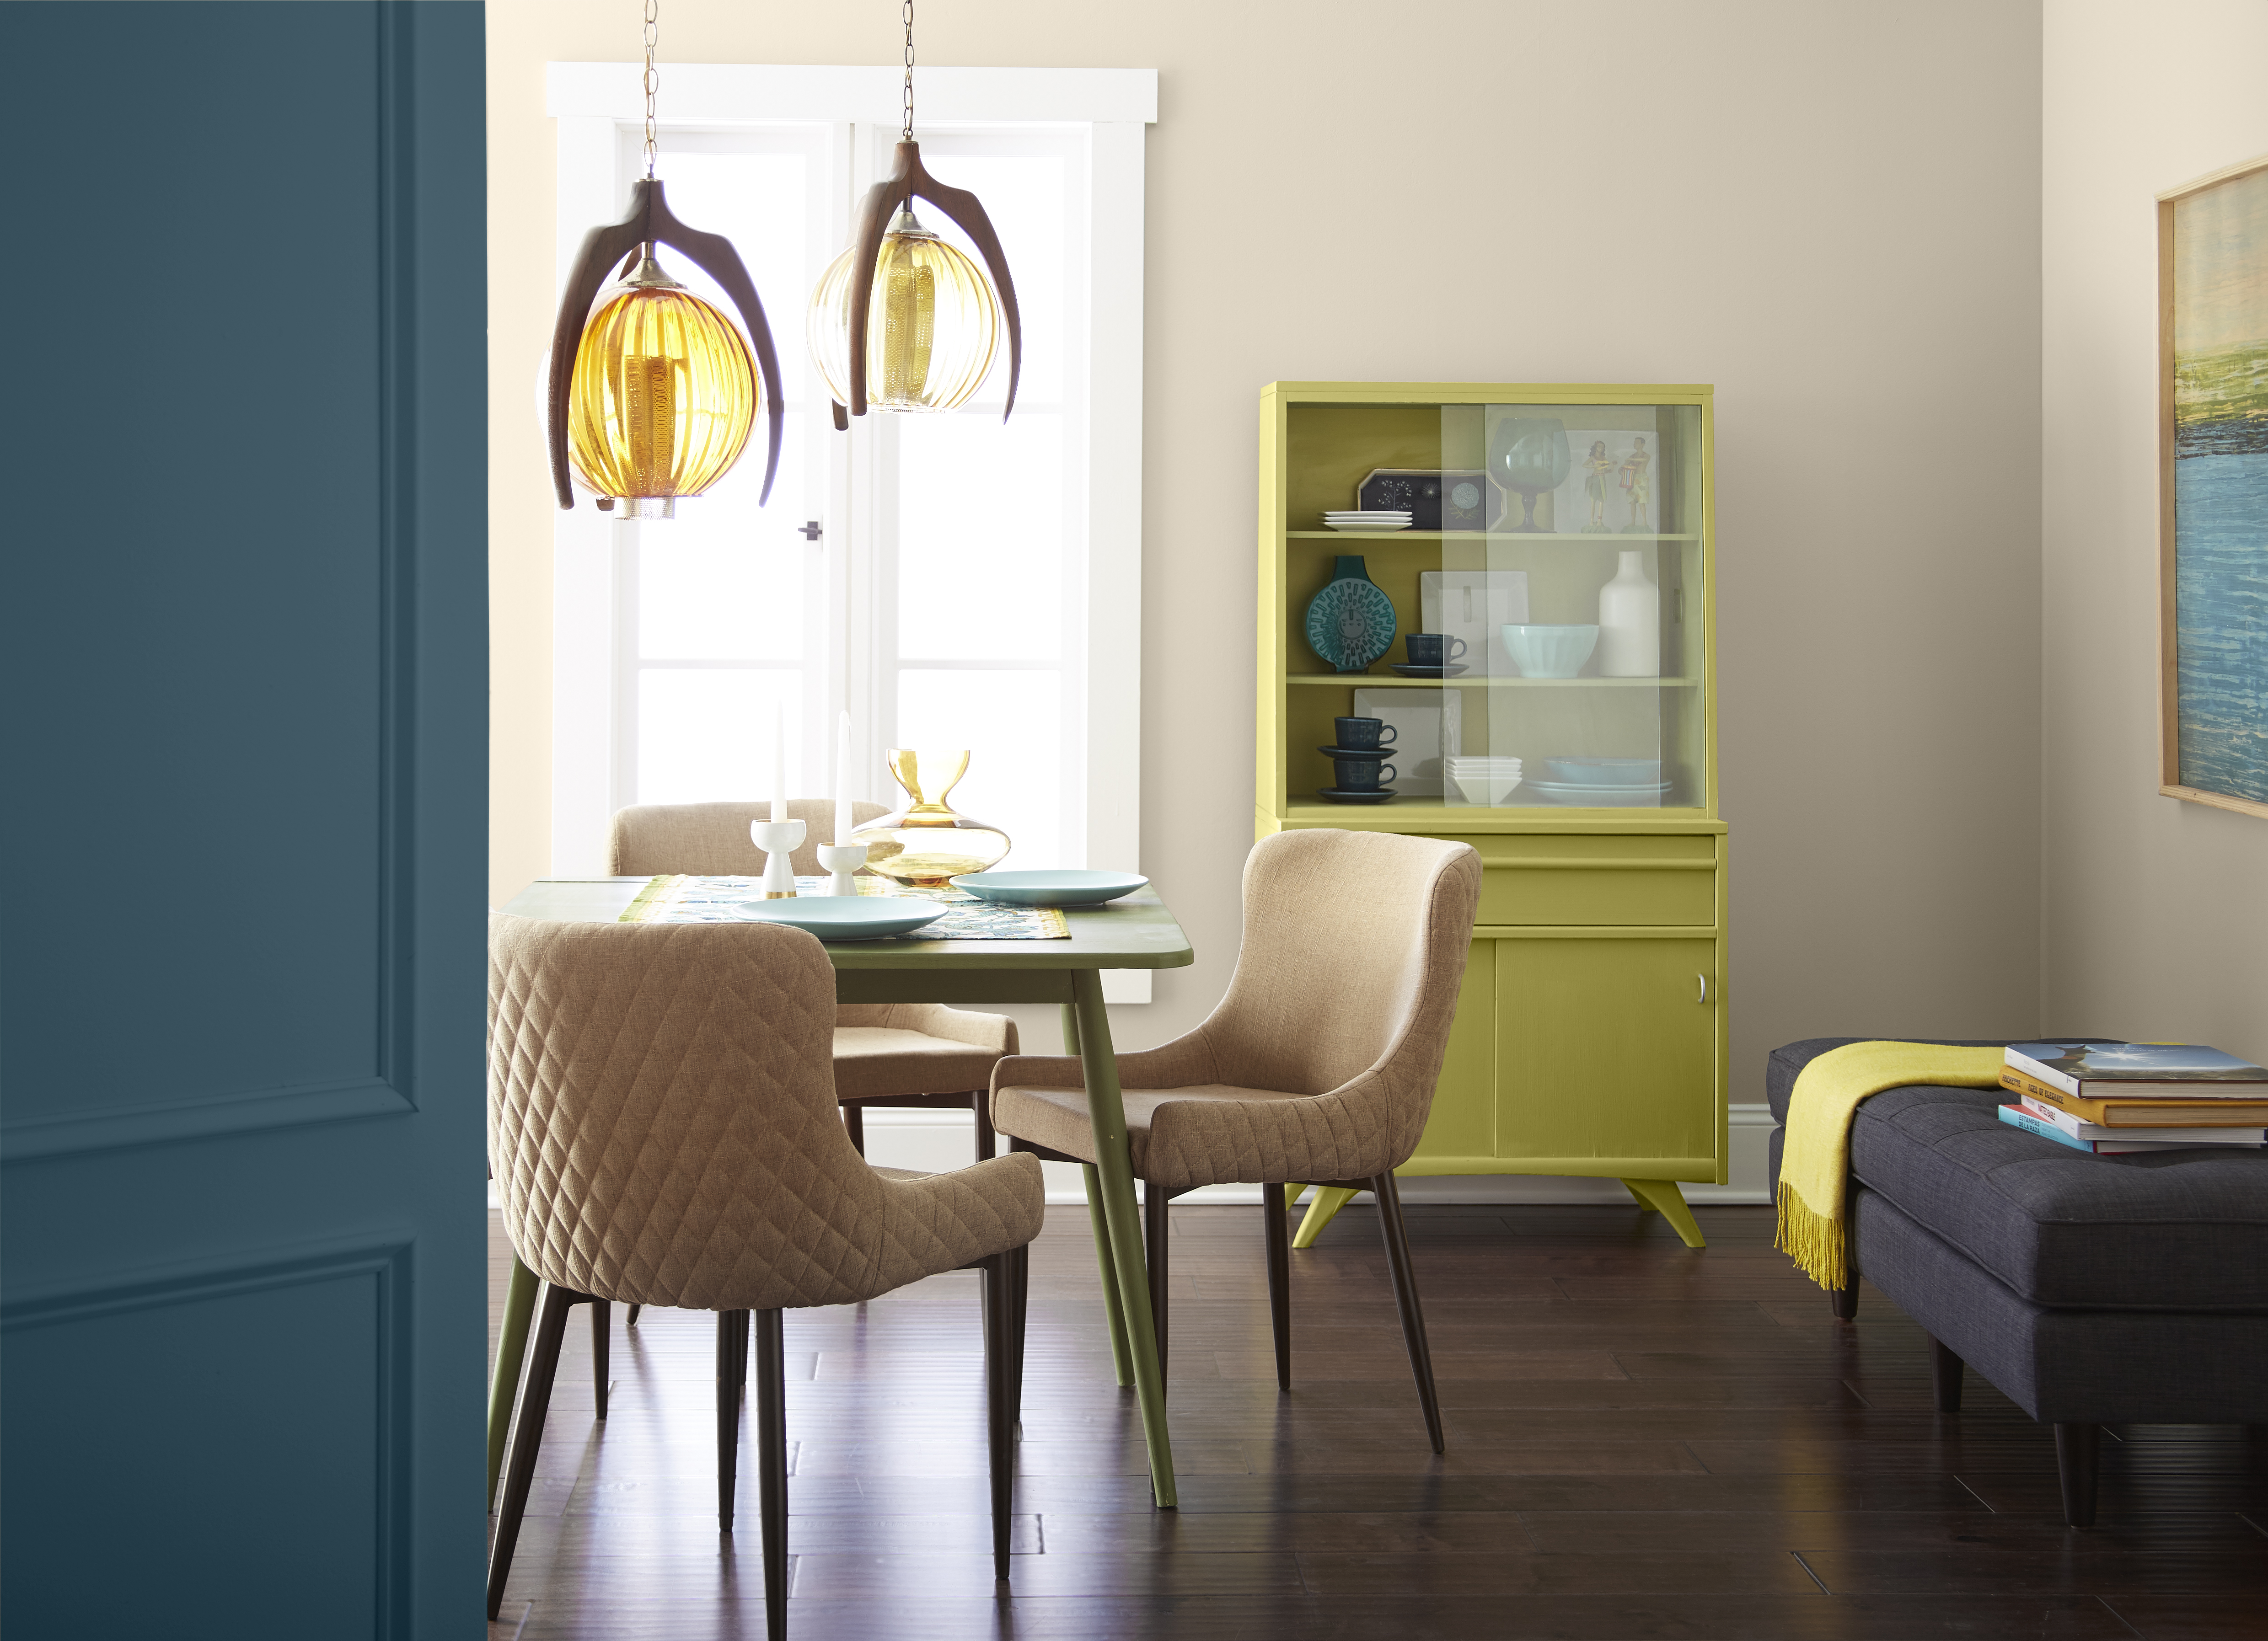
[
  {"x1": 807, "y1": 0, "x2": 1023, "y2": 426},
  {"x1": 545, "y1": 0, "x2": 785, "y2": 518}
]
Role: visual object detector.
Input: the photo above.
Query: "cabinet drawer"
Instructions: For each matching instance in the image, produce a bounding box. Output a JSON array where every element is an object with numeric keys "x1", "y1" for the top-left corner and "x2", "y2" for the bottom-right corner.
[{"x1": 1430, "y1": 835, "x2": 1717, "y2": 927}]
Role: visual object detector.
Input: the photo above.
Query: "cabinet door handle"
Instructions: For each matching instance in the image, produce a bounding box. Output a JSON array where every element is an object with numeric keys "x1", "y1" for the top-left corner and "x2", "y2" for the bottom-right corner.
[{"x1": 1697, "y1": 973, "x2": 1710, "y2": 1005}]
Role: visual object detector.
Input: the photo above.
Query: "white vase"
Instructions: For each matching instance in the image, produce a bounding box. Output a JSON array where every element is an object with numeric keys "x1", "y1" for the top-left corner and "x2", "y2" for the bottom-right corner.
[{"x1": 1597, "y1": 550, "x2": 1660, "y2": 677}]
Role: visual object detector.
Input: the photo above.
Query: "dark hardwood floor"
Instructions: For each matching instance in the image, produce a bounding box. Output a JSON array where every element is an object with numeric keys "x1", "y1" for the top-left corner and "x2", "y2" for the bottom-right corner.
[{"x1": 488, "y1": 1200, "x2": 2268, "y2": 1639}]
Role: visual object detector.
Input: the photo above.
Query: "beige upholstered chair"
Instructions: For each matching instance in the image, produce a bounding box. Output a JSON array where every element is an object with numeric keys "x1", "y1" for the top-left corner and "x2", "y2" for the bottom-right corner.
[
  {"x1": 486, "y1": 916, "x2": 1044, "y2": 1635},
  {"x1": 991, "y1": 829, "x2": 1481, "y2": 1450},
  {"x1": 609, "y1": 800, "x2": 1019, "y2": 1160}
]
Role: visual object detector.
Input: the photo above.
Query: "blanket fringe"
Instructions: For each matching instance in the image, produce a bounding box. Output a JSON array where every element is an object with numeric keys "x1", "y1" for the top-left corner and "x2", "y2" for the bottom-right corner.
[{"x1": 1775, "y1": 1180, "x2": 1850, "y2": 1291}]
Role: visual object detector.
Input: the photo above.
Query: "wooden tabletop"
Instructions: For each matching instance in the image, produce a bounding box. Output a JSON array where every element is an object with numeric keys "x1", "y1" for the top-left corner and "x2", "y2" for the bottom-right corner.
[{"x1": 499, "y1": 877, "x2": 1197, "y2": 973}]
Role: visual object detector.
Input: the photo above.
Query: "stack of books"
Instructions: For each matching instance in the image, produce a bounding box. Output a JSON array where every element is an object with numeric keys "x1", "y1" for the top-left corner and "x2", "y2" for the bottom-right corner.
[{"x1": 1997, "y1": 1042, "x2": 2268, "y2": 1154}]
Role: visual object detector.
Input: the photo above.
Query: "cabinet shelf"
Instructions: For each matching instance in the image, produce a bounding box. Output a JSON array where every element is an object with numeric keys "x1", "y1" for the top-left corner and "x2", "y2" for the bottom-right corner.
[{"x1": 1286, "y1": 674, "x2": 1700, "y2": 688}]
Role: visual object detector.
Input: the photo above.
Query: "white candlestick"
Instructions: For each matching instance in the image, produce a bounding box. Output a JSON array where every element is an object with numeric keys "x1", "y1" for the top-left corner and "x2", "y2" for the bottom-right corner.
[
  {"x1": 770, "y1": 701, "x2": 787, "y2": 823},
  {"x1": 834, "y1": 711, "x2": 854, "y2": 847}
]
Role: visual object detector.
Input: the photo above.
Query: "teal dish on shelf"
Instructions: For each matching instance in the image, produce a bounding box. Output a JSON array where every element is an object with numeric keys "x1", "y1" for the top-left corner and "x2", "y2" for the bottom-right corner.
[
  {"x1": 733, "y1": 897, "x2": 946, "y2": 941},
  {"x1": 1304, "y1": 555, "x2": 1397, "y2": 674},
  {"x1": 951, "y1": 870, "x2": 1149, "y2": 907}
]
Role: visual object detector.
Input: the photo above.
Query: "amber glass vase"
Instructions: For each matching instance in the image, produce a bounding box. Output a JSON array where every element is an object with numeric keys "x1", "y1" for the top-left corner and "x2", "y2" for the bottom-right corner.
[{"x1": 847, "y1": 749, "x2": 1013, "y2": 887}]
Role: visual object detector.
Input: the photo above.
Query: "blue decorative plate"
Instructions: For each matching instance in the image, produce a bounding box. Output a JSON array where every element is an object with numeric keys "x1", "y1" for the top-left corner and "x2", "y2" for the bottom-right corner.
[
  {"x1": 1304, "y1": 567, "x2": 1398, "y2": 674},
  {"x1": 951, "y1": 870, "x2": 1149, "y2": 907},
  {"x1": 733, "y1": 897, "x2": 946, "y2": 940}
]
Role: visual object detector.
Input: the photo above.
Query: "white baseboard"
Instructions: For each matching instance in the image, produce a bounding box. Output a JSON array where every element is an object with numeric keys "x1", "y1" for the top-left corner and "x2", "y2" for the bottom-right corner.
[{"x1": 856, "y1": 1103, "x2": 1779, "y2": 1207}]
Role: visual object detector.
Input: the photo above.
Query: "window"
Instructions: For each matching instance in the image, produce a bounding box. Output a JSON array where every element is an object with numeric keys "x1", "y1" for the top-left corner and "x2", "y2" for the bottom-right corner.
[{"x1": 547, "y1": 66, "x2": 1152, "y2": 993}]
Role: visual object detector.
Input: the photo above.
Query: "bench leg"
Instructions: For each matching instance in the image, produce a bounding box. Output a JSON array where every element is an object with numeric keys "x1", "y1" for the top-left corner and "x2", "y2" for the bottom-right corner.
[
  {"x1": 1927, "y1": 1335, "x2": 1962, "y2": 1414},
  {"x1": 2055, "y1": 1422, "x2": 2100, "y2": 1529}
]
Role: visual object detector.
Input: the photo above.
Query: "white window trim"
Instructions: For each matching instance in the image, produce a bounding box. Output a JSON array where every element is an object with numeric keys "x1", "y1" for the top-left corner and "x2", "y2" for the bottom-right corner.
[{"x1": 544, "y1": 64, "x2": 1153, "y2": 1000}]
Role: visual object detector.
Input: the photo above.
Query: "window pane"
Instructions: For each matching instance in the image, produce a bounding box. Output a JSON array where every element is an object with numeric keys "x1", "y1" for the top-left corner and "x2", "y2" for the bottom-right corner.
[
  {"x1": 895, "y1": 669, "x2": 1064, "y2": 868},
  {"x1": 638, "y1": 668, "x2": 802, "y2": 807},
  {"x1": 649, "y1": 149, "x2": 810, "y2": 393},
  {"x1": 638, "y1": 412, "x2": 808, "y2": 661},
  {"x1": 897, "y1": 413, "x2": 1062, "y2": 660},
  {"x1": 916, "y1": 152, "x2": 1066, "y2": 409}
]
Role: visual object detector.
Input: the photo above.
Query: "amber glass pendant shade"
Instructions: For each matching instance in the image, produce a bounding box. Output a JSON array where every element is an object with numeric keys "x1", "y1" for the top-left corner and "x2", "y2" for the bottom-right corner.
[
  {"x1": 810, "y1": 216, "x2": 999, "y2": 413},
  {"x1": 567, "y1": 263, "x2": 757, "y2": 512},
  {"x1": 847, "y1": 748, "x2": 1013, "y2": 887}
]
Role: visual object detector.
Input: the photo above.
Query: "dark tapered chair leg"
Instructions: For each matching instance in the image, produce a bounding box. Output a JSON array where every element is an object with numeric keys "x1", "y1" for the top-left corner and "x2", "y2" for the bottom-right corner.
[
  {"x1": 591, "y1": 1299, "x2": 611, "y2": 1420},
  {"x1": 980, "y1": 1254, "x2": 1014, "y2": 1582},
  {"x1": 627, "y1": 1304, "x2": 642, "y2": 1328},
  {"x1": 2055, "y1": 1422, "x2": 2100, "y2": 1529},
  {"x1": 1262, "y1": 1182, "x2": 1292, "y2": 1392},
  {"x1": 717, "y1": 1309, "x2": 750, "y2": 1531},
  {"x1": 1928, "y1": 1335, "x2": 1963, "y2": 1414},
  {"x1": 1005, "y1": 1240, "x2": 1029, "y2": 1433},
  {"x1": 488, "y1": 1283, "x2": 581, "y2": 1620},
  {"x1": 1144, "y1": 1180, "x2": 1171, "y2": 1383},
  {"x1": 755, "y1": 1310, "x2": 790, "y2": 1641},
  {"x1": 1829, "y1": 1280, "x2": 1859, "y2": 1320},
  {"x1": 1371, "y1": 1172, "x2": 1445, "y2": 1454},
  {"x1": 973, "y1": 1090, "x2": 997, "y2": 1161},
  {"x1": 842, "y1": 1102, "x2": 866, "y2": 1156}
]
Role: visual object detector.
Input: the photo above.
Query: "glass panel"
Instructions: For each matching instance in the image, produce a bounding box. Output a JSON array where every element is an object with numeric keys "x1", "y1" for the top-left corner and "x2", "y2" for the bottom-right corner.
[
  {"x1": 1427, "y1": 402, "x2": 1705, "y2": 811},
  {"x1": 911, "y1": 150, "x2": 1067, "y2": 411},
  {"x1": 896, "y1": 413, "x2": 1063, "y2": 660},
  {"x1": 649, "y1": 149, "x2": 811, "y2": 396},
  {"x1": 895, "y1": 669, "x2": 1065, "y2": 869},
  {"x1": 638, "y1": 413, "x2": 808, "y2": 661},
  {"x1": 637, "y1": 667, "x2": 802, "y2": 806}
]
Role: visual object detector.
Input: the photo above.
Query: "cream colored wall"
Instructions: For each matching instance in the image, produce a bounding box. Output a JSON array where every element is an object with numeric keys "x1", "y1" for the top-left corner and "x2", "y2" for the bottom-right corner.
[
  {"x1": 2041, "y1": 2, "x2": 2268, "y2": 1064},
  {"x1": 489, "y1": 3, "x2": 2047, "y2": 1134}
]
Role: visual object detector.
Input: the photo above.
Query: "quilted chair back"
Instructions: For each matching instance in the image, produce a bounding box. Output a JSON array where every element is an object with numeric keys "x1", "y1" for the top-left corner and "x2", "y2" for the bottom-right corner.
[
  {"x1": 489, "y1": 915, "x2": 1040, "y2": 1310},
  {"x1": 608, "y1": 798, "x2": 890, "y2": 879},
  {"x1": 1201, "y1": 829, "x2": 1481, "y2": 1170}
]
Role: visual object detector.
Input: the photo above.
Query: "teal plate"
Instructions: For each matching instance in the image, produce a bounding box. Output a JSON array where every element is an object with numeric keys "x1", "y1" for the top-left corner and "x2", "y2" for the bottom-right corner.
[
  {"x1": 1304, "y1": 574, "x2": 1397, "y2": 672},
  {"x1": 733, "y1": 896, "x2": 946, "y2": 940},
  {"x1": 951, "y1": 870, "x2": 1149, "y2": 907}
]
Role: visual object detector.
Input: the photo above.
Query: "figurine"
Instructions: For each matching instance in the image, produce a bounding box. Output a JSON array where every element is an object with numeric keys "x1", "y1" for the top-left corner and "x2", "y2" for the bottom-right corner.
[
  {"x1": 1619, "y1": 437, "x2": 1653, "y2": 533},
  {"x1": 1580, "y1": 439, "x2": 1615, "y2": 532}
]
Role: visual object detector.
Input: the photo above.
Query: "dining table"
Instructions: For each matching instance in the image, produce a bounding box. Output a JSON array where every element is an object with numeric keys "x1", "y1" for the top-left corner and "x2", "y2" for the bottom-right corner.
[{"x1": 488, "y1": 877, "x2": 1196, "y2": 1508}]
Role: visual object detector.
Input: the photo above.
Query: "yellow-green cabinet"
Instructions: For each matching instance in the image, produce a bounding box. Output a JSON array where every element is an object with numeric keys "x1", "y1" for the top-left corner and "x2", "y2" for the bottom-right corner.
[{"x1": 1255, "y1": 383, "x2": 1724, "y2": 1247}]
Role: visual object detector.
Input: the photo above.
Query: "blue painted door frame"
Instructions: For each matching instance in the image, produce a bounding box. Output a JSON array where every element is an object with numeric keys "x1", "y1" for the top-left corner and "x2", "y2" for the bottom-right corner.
[{"x1": 0, "y1": 5, "x2": 487, "y2": 1635}]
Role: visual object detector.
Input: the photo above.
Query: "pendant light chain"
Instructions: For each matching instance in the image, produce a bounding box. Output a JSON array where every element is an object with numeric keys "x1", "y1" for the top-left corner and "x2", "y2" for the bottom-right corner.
[
  {"x1": 901, "y1": 0, "x2": 917, "y2": 141},
  {"x1": 642, "y1": 0, "x2": 660, "y2": 178}
]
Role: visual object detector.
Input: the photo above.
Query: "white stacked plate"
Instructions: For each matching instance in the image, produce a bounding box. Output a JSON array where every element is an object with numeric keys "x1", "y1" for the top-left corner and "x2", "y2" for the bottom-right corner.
[
  {"x1": 1447, "y1": 756, "x2": 1523, "y2": 804},
  {"x1": 1323, "y1": 510, "x2": 1412, "y2": 533},
  {"x1": 1524, "y1": 779, "x2": 1673, "y2": 807}
]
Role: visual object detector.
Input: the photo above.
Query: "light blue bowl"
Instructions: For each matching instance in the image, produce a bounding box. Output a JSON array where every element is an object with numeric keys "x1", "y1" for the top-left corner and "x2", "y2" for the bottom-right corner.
[
  {"x1": 952, "y1": 870, "x2": 1149, "y2": 907},
  {"x1": 734, "y1": 896, "x2": 946, "y2": 941},
  {"x1": 1501, "y1": 624, "x2": 1599, "y2": 679}
]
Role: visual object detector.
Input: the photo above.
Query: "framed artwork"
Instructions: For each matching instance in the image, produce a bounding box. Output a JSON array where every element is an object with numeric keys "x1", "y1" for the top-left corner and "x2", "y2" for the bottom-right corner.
[{"x1": 2159, "y1": 154, "x2": 2268, "y2": 819}]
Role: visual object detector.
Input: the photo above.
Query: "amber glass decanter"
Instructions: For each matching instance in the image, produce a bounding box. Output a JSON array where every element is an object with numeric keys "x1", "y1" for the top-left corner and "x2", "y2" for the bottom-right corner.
[{"x1": 847, "y1": 749, "x2": 1013, "y2": 887}]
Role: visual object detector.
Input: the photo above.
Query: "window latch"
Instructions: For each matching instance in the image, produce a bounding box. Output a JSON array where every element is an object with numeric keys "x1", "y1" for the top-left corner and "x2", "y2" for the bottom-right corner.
[{"x1": 799, "y1": 520, "x2": 824, "y2": 541}]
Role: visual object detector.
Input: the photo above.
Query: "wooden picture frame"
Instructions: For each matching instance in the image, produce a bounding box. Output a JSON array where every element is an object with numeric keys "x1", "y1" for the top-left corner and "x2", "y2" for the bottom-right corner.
[{"x1": 2157, "y1": 154, "x2": 2268, "y2": 820}]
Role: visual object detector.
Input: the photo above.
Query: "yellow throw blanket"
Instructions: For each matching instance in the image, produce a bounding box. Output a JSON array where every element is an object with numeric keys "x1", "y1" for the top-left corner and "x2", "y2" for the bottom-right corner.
[{"x1": 1775, "y1": 1041, "x2": 2005, "y2": 1289}]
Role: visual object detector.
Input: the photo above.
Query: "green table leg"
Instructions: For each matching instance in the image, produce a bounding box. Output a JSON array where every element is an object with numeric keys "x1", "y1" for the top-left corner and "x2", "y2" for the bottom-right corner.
[
  {"x1": 488, "y1": 1253, "x2": 540, "y2": 1508},
  {"x1": 1621, "y1": 1177, "x2": 1707, "y2": 1248},
  {"x1": 1063, "y1": 1002, "x2": 1134, "y2": 1388},
  {"x1": 1070, "y1": 969, "x2": 1177, "y2": 1507}
]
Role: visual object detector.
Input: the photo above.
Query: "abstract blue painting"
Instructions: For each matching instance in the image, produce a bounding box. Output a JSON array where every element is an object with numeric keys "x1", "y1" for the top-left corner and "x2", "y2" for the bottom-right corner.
[{"x1": 2166, "y1": 159, "x2": 2268, "y2": 812}]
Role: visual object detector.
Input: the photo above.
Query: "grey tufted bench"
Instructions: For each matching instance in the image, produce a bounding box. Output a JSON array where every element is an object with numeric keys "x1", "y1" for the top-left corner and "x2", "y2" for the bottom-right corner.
[{"x1": 1765, "y1": 1037, "x2": 2268, "y2": 1527}]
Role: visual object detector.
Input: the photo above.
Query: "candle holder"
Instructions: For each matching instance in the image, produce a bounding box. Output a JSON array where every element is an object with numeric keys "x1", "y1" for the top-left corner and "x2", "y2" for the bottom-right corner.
[
  {"x1": 816, "y1": 841, "x2": 869, "y2": 898},
  {"x1": 748, "y1": 819, "x2": 807, "y2": 899}
]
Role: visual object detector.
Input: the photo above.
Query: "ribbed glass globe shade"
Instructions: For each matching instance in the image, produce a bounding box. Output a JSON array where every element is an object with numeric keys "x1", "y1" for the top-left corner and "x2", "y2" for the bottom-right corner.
[
  {"x1": 567, "y1": 280, "x2": 757, "y2": 502},
  {"x1": 809, "y1": 221, "x2": 1000, "y2": 412}
]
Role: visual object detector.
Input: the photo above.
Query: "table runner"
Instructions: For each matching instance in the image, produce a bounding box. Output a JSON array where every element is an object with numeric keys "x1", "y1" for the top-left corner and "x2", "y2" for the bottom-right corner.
[{"x1": 617, "y1": 874, "x2": 1071, "y2": 940}]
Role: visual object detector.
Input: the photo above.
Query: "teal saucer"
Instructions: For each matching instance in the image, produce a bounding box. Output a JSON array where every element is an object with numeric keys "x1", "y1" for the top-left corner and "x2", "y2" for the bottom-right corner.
[
  {"x1": 733, "y1": 897, "x2": 945, "y2": 941},
  {"x1": 950, "y1": 870, "x2": 1149, "y2": 907}
]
